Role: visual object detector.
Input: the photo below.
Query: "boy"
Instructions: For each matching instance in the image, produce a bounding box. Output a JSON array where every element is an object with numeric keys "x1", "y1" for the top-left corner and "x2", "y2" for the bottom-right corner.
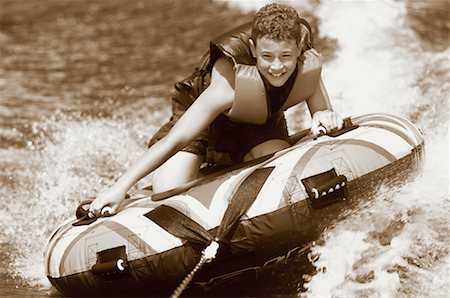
[{"x1": 89, "y1": 3, "x2": 342, "y2": 217}]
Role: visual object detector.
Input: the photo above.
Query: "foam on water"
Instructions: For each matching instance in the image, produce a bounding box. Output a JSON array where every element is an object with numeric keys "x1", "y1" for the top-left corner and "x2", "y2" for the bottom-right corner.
[{"x1": 316, "y1": 1, "x2": 443, "y2": 118}]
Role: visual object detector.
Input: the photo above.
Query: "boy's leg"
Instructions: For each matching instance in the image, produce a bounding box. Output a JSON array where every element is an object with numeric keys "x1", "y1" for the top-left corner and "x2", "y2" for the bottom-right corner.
[
  {"x1": 243, "y1": 139, "x2": 290, "y2": 162},
  {"x1": 152, "y1": 151, "x2": 204, "y2": 194}
]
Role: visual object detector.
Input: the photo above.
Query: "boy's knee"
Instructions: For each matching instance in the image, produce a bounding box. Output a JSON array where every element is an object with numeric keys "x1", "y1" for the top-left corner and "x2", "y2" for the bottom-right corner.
[
  {"x1": 244, "y1": 139, "x2": 290, "y2": 162},
  {"x1": 152, "y1": 152, "x2": 203, "y2": 193}
]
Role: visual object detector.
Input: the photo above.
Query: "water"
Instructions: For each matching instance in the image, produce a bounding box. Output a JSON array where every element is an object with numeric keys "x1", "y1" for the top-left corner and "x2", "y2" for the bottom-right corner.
[
  {"x1": 301, "y1": 1, "x2": 449, "y2": 297},
  {"x1": 0, "y1": 0, "x2": 448, "y2": 297}
]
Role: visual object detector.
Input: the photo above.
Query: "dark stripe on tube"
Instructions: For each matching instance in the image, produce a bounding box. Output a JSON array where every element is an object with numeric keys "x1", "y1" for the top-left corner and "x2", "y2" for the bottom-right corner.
[
  {"x1": 216, "y1": 167, "x2": 275, "y2": 244},
  {"x1": 144, "y1": 205, "x2": 213, "y2": 245}
]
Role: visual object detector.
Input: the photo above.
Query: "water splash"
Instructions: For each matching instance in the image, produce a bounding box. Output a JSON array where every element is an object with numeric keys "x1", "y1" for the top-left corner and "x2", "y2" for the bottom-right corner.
[
  {"x1": 301, "y1": 1, "x2": 449, "y2": 297},
  {"x1": 0, "y1": 97, "x2": 169, "y2": 288},
  {"x1": 304, "y1": 136, "x2": 449, "y2": 297}
]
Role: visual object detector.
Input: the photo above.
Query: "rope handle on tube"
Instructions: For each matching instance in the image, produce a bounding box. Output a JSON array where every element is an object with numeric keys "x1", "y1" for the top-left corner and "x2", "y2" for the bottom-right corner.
[{"x1": 170, "y1": 241, "x2": 219, "y2": 298}]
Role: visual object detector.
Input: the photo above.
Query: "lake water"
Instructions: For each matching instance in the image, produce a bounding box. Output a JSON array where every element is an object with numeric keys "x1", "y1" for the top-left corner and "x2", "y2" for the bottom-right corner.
[{"x1": 0, "y1": 0, "x2": 448, "y2": 297}]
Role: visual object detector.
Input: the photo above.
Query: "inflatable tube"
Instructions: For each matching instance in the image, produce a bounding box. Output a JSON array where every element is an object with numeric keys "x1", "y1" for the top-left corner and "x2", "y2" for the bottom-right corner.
[{"x1": 44, "y1": 113, "x2": 424, "y2": 296}]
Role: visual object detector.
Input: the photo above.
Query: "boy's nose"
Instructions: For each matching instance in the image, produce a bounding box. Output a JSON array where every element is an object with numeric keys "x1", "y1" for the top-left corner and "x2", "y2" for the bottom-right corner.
[{"x1": 270, "y1": 59, "x2": 284, "y2": 71}]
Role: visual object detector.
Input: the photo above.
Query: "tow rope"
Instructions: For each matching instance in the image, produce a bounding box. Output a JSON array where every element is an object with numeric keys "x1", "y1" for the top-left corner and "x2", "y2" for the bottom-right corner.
[
  {"x1": 169, "y1": 167, "x2": 274, "y2": 297},
  {"x1": 170, "y1": 241, "x2": 219, "y2": 298}
]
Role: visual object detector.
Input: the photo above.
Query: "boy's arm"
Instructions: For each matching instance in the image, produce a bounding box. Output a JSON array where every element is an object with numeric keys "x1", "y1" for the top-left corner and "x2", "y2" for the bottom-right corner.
[
  {"x1": 306, "y1": 77, "x2": 343, "y2": 134},
  {"x1": 89, "y1": 57, "x2": 235, "y2": 216},
  {"x1": 305, "y1": 78, "x2": 332, "y2": 114}
]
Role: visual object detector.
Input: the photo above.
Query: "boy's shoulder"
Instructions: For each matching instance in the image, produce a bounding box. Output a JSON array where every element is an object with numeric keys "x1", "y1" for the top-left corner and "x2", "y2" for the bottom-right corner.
[
  {"x1": 303, "y1": 48, "x2": 323, "y2": 70},
  {"x1": 211, "y1": 56, "x2": 236, "y2": 87}
]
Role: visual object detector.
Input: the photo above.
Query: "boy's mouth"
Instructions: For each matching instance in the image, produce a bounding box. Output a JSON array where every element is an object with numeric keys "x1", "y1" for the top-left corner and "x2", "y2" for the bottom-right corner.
[{"x1": 268, "y1": 71, "x2": 285, "y2": 77}]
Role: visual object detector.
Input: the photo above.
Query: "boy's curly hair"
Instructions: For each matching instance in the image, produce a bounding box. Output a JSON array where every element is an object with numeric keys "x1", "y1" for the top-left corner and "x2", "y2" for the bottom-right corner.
[{"x1": 252, "y1": 3, "x2": 304, "y2": 44}]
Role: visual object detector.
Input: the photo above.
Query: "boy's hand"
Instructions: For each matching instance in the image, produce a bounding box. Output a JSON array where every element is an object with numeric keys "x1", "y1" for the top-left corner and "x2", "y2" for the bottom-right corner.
[
  {"x1": 88, "y1": 186, "x2": 127, "y2": 218},
  {"x1": 311, "y1": 110, "x2": 343, "y2": 135}
]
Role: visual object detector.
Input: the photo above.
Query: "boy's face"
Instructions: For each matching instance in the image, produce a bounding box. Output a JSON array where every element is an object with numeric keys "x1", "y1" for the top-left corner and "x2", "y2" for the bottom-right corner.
[{"x1": 250, "y1": 36, "x2": 302, "y2": 87}]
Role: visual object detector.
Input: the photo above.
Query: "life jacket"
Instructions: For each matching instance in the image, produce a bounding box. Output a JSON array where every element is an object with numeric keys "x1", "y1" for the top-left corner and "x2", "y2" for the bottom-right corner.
[{"x1": 172, "y1": 20, "x2": 322, "y2": 125}]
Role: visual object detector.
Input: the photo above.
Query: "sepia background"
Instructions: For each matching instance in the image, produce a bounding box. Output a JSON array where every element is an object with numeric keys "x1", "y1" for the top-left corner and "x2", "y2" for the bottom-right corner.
[{"x1": 0, "y1": 0, "x2": 448, "y2": 296}]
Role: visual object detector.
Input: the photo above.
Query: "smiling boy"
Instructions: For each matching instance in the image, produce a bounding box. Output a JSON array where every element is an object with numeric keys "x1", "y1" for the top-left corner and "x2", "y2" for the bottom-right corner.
[{"x1": 89, "y1": 3, "x2": 343, "y2": 217}]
